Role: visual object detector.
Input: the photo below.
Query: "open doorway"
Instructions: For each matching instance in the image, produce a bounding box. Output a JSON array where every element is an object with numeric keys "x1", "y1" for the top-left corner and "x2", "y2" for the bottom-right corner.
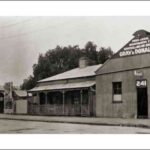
[
  {"x1": 137, "y1": 87, "x2": 148, "y2": 118},
  {"x1": 0, "y1": 92, "x2": 4, "y2": 113}
]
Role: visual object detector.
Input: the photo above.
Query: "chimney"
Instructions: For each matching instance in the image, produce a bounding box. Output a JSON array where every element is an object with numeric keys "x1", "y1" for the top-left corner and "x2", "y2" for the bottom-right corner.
[{"x1": 79, "y1": 57, "x2": 89, "y2": 68}]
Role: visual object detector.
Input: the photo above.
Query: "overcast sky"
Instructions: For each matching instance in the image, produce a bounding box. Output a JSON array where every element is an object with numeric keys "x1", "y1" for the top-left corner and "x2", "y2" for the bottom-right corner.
[{"x1": 0, "y1": 16, "x2": 150, "y2": 86}]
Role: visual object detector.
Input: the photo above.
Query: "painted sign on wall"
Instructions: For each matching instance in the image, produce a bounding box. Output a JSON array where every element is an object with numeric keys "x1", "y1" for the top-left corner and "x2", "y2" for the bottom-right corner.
[
  {"x1": 136, "y1": 79, "x2": 147, "y2": 88},
  {"x1": 134, "y1": 70, "x2": 143, "y2": 77},
  {"x1": 119, "y1": 37, "x2": 150, "y2": 57}
]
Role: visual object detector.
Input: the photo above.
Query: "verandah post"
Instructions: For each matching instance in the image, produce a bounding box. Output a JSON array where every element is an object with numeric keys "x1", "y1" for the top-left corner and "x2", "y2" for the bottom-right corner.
[
  {"x1": 37, "y1": 92, "x2": 40, "y2": 114},
  {"x1": 80, "y1": 90, "x2": 83, "y2": 116},
  {"x1": 45, "y1": 92, "x2": 48, "y2": 114},
  {"x1": 88, "y1": 89, "x2": 91, "y2": 116},
  {"x1": 37, "y1": 92, "x2": 40, "y2": 105},
  {"x1": 45, "y1": 92, "x2": 48, "y2": 105},
  {"x1": 62, "y1": 91, "x2": 65, "y2": 115}
]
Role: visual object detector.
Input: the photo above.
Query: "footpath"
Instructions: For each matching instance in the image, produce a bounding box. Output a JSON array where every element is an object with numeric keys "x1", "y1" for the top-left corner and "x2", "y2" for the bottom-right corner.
[{"x1": 0, "y1": 114, "x2": 150, "y2": 128}]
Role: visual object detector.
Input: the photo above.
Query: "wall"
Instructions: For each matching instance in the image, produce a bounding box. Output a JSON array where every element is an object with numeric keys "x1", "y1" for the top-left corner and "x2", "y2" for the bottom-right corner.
[
  {"x1": 96, "y1": 67, "x2": 150, "y2": 118},
  {"x1": 4, "y1": 109, "x2": 13, "y2": 114},
  {"x1": 15, "y1": 100, "x2": 28, "y2": 114},
  {"x1": 96, "y1": 53, "x2": 150, "y2": 75}
]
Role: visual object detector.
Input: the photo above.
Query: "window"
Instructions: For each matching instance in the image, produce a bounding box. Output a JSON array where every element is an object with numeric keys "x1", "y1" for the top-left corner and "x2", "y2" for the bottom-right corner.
[{"x1": 112, "y1": 82, "x2": 122, "y2": 103}]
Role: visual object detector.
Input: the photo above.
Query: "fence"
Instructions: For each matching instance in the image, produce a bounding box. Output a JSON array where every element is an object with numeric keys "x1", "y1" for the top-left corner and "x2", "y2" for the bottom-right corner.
[{"x1": 28, "y1": 103, "x2": 90, "y2": 116}]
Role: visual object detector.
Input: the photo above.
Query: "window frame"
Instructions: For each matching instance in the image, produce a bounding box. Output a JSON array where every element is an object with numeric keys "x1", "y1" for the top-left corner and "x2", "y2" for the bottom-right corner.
[{"x1": 112, "y1": 82, "x2": 122, "y2": 103}]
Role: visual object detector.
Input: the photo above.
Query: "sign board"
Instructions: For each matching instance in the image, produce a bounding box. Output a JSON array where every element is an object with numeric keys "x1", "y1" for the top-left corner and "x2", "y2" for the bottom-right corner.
[
  {"x1": 114, "y1": 36, "x2": 150, "y2": 58},
  {"x1": 136, "y1": 79, "x2": 147, "y2": 88},
  {"x1": 134, "y1": 70, "x2": 143, "y2": 77}
]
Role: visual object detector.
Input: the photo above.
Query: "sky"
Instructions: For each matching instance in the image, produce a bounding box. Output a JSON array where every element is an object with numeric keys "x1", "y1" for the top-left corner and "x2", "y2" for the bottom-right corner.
[{"x1": 0, "y1": 16, "x2": 150, "y2": 86}]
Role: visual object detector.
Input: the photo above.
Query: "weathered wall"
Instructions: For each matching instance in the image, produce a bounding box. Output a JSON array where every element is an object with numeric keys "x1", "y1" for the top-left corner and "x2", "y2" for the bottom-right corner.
[
  {"x1": 16, "y1": 100, "x2": 28, "y2": 114},
  {"x1": 96, "y1": 53, "x2": 150, "y2": 75},
  {"x1": 96, "y1": 67, "x2": 150, "y2": 118},
  {"x1": 4, "y1": 109, "x2": 13, "y2": 114}
]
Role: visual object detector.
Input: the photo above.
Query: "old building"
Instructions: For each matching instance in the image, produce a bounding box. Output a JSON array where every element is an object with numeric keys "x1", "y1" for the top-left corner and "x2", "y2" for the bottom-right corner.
[
  {"x1": 13, "y1": 90, "x2": 29, "y2": 114},
  {"x1": 28, "y1": 57, "x2": 102, "y2": 116},
  {"x1": 96, "y1": 29, "x2": 150, "y2": 118},
  {"x1": 3, "y1": 82, "x2": 29, "y2": 114},
  {"x1": 0, "y1": 86, "x2": 4, "y2": 113}
]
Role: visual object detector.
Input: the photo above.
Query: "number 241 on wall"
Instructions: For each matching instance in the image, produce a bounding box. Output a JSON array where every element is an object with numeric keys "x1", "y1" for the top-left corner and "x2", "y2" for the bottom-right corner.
[{"x1": 136, "y1": 80, "x2": 147, "y2": 87}]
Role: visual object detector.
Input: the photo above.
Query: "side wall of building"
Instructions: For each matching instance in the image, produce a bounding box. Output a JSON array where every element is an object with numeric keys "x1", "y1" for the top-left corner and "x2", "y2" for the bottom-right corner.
[
  {"x1": 96, "y1": 53, "x2": 150, "y2": 75},
  {"x1": 96, "y1": 67, "x2": 150, "y2": 118}
]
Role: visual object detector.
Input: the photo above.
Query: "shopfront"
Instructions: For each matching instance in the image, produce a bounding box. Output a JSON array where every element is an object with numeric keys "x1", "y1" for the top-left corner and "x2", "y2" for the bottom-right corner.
[{"x1": 96, "y1": 29, "x2": 150, "y2": 118}]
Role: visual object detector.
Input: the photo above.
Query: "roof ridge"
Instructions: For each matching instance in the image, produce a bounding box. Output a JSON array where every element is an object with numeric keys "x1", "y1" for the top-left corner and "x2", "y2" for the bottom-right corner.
[{"x1": 38, "y1": 64, "x2": 102, "y2": 83}]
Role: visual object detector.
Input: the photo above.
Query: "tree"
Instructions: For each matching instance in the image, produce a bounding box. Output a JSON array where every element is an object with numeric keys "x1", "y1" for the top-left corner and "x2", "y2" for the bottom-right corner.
[
  {"x1": 20, "y1": 42, "x2": 113, "y2": 90},
  {"x1": 20, "y1": 75, "x2": 36, "y2": 90},
  {"x1": 98, "y1": 47, "x2": 113, "y2": 64},
  {"x1": 32, "y1": 45, "x2": 83, "y2": 81},
  {"x1": 84, "y1": 41, "x2": 98, "y2": 64}
]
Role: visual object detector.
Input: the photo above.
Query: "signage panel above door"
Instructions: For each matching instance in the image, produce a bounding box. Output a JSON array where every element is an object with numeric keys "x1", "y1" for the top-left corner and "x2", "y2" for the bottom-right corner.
[{"x1": 136, "y1": 79, "x2": 147, "y2": 88}]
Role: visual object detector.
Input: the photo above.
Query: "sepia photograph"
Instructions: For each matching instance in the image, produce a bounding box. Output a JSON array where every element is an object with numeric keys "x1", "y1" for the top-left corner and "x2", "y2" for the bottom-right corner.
[{"x1": 0, "y1": 16, "x2": 150, "y2": 134}]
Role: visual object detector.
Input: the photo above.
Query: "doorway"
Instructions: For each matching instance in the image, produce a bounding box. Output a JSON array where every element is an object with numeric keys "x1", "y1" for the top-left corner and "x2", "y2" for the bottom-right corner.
[
  {"x1": 137, "y1": 87, "x2": 148, "y2": 118},
  {"x1": 0, "y1": 93, "x2": 4, "y2": 113}
]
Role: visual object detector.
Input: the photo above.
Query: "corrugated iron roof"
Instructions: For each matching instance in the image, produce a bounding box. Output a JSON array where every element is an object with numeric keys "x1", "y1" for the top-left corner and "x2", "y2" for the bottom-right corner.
[
  {"x1": 0, "y1": 86, "x2": 4, "y2": 91},
  {"x1": 14, "y1": 90, "x2": 27, "y2": 97},
  {"x1": 29, "y1": 81, "x2": 95, "y2": 92},
  {"x1": 38, "y1": 64, "x2": 102, "y2": 83}
]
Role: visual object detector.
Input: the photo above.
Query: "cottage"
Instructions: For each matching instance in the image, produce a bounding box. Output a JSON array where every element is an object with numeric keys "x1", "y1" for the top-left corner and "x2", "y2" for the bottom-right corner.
[
  {"x1": 96, "y1": 29, "x2": 150, "y2": 119},
  {"x1": 28, "y1": 57, "x2": 102, "y2": 116},
  {"x1": 13, "y1": 90, "x2": 29, "y2": 114},
  {"x1": 2, "y1": 82, "x2": 28, "y2": 114}
]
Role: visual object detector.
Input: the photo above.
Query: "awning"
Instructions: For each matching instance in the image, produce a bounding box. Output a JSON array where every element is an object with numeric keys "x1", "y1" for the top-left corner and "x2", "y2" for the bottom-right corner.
[{"x1": 28, "y1": 81, "x2": 95, "y2": 92}]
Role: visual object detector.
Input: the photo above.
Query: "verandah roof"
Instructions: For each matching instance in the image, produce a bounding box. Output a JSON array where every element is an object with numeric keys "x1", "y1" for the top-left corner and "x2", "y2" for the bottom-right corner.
[{"x1": 28, "y1": 81, "x2": 95, "y2": 92}]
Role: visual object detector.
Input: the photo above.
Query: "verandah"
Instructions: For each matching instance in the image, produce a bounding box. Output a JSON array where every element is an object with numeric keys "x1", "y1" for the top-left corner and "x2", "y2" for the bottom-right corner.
[{"x1": 28, "y1": 89, "x2": 93, "y2": 116}]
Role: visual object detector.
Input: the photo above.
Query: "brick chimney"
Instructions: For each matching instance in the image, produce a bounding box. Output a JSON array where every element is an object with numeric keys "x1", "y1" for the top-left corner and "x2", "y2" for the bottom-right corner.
[{"x1": 79, "y1": 57, "x2": 89, "y2": 68}]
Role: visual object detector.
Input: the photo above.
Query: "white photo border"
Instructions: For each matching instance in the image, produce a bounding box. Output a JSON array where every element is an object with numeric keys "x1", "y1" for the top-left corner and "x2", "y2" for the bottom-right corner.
[{"x1": 0, "y1": 1, "x2": 149, "y2": 149}]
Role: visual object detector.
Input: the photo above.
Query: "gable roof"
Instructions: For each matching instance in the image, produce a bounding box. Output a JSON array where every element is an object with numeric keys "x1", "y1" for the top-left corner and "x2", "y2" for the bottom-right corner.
[
  {"x1": 14, "y1": 90, "x2": 27, "y2": 97},
  {"x1": 112, "y1": 29, "x2": 150, "y2": 59},
  {"x1": 38, "y1": 64, "x2": 102, "y2": 83},
  {"x1": 96, "y1": 29, "x2": 150, "y2": 75}
]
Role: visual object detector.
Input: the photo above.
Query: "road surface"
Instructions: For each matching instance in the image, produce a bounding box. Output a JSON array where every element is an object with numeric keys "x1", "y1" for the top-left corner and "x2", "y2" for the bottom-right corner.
[{"x1": 0, "y1": 119, "x2": 150, "y2": 133}]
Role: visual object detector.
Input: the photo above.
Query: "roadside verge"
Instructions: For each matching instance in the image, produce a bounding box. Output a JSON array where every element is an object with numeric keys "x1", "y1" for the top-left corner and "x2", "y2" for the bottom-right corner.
[{"x1": 0, "y1": 114, "x2": 150, "y2": 129}]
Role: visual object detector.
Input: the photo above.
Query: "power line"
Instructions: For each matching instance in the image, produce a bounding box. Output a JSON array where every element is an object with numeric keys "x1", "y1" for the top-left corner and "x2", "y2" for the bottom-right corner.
[
  {"x1": 0, "y1": 18, "x2": 70, "y2": 40},
  {"x1": 0, "y1": 17, "x2": 36, "y2": 29},
  {"x1": 0, "y1": 23, "x2": 56, "y2": 40}
]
